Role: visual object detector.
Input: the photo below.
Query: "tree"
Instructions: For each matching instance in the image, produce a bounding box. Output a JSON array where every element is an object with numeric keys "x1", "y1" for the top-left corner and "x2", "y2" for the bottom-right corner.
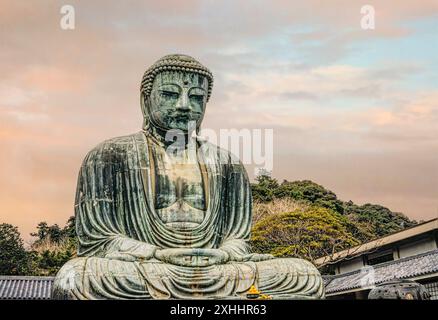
[
  {"x1": 251, "y1": 174, "x2": 279, "y2": 202},
  {"x1": 344, "y1": 202, "x2": 417, "y2": 237},
  {"x1": 275, "y1": 180, "x2": 345, "y2": 214},
  {"x1": 250, "y1": 173, "x2": 417, "y2": 244},
  {"x1": 29, "y1": 216, "x2": 77, "y2": 276},
  {"x1": 250, "y1": 206, "x2": 361, "y2": 262},
  {"x1": 0, "y1": 224, "x2": 33, "y2": 275},
  {"x1": 31, "y1": 222, "x2": 64, "y2": 245},
  {"x1": 63, "y1": 216, "x2": 76, "y2": 239}
]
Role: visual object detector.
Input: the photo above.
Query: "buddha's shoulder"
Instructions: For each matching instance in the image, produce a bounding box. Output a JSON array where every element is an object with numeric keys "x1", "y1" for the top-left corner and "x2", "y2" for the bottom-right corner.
[{"x1": 82, "y1": 132, "x2": 144, "y2": 162}]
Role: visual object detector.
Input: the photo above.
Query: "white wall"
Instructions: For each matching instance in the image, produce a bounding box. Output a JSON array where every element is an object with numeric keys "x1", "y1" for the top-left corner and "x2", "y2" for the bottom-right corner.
[
  {"x1": 399, "y1": 238, "x2": 437, "y2": 259},
  {"x1": 339, "y1": 257, "x2": 364, "y2": 274}
]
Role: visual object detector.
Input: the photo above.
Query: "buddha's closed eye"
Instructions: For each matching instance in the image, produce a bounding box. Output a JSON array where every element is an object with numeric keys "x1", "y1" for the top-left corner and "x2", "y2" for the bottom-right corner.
[
  {"x1": 160, "y1": 90, "x2": 179, "y2": 99},
  {"x1": 190, "y1": 94, "x2": 204, "y2": 102}
]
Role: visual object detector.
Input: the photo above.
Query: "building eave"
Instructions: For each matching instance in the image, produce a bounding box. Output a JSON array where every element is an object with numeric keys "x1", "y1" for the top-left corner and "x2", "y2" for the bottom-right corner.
[{"x1": 315, "y1": 218, "x2": 438, "y2": 266}]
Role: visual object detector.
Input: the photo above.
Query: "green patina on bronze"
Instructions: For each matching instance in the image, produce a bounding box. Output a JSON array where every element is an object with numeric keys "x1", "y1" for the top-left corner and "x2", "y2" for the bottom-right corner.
[{"x1": 52, "y1": 54, "x2": 325, "y2": 300}]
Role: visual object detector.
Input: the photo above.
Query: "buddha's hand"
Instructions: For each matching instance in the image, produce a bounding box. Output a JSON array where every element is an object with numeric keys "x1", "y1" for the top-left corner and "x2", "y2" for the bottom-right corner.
[
  {"x1": 154, "y1": 248, "x2": 230, "y2": 267},
  {"x1": 104, "y1": 238, "x2": 159, "y2": 262},
  {"x1": 240, "y1": 253, "x2": 275, "y2": 262}
]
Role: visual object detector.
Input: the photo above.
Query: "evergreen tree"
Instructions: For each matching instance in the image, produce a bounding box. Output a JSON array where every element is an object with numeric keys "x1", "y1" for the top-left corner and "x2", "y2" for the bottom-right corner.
[{"x1": 0, "y1": 224, "x2": 33, "y2": 275}]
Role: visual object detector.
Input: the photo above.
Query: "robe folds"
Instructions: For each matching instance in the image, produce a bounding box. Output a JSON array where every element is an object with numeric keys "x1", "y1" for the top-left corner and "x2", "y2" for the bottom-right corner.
[{"x1": 52, "y1": 131, "x2": 324, "y2": 299}]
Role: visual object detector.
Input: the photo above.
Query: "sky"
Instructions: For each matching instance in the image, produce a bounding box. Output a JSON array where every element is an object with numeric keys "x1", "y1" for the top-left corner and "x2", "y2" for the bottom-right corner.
[{"x1": 1, "y1": 0, "x2": 438, "y2": 242}]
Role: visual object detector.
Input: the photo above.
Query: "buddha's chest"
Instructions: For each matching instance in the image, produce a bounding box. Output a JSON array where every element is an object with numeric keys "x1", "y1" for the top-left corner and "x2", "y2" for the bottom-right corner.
[{"x1": 152, "y1": 149, "x2": 206, "y2": 227}]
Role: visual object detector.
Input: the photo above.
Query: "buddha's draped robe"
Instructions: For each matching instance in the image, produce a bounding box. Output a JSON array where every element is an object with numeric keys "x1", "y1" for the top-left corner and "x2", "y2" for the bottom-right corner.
[{"x1": 52, "y1": 131, "x2": 324, "y2": 299}]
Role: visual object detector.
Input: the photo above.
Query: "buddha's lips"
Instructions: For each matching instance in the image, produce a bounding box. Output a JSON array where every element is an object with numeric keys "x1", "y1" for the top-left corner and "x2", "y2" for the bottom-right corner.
[{"x1": 171, "y1": 112, "x2": 201, "y2": 121}]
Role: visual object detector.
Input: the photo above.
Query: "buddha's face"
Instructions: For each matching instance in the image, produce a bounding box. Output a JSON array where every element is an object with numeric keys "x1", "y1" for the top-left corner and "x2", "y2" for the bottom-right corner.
[{"x1": 148, "y1": 71, "x2": 208, "y2": 132}]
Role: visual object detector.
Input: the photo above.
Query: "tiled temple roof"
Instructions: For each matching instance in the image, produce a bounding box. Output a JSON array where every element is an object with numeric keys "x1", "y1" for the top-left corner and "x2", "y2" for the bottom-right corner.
[
  {"x1": 323, "y1": 249, "x2": 438, "y2": 295},
  {"x1": 0, "y1": 276, "x2": 54, "y2": 300}
]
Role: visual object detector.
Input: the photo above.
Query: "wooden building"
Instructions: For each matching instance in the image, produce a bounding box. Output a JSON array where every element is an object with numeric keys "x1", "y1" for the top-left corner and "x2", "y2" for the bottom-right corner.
[{"x1": 318, "y1": 218, "x2": 438, "y2": 299}]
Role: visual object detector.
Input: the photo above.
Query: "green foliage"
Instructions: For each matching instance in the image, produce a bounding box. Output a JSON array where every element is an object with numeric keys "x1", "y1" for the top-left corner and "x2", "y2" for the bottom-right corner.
[
  {"x1": 276, "y1": 180, "x2": 344, "y2": 214},
  {"x1": 0, "y1": 224, "x2": 34, "y2": 275},
  {"x1": 31, "y1": 221, "x2": 69, "y2": 245},
  {"x1": 64, "y1": 216, "x2": 76, "y2": 238},
  {"x1": 250, "y1": 174, "x2": 417, "y2": 261},
  {"x1": 29, "y1": 216, "x2": 77, "y2": 276},
  {"x1": 0, "y1": 217, "x2": 76, "y2": 276},
  {"x1": 31, "y1": 241, "x2": 76, "y2": 276},
  {"x1": 251, "y1": 206, "x2": 360, "y2": 261},
  {"x1": 343, "y1": 201, "x2": 416, "y2": 238},
  {"x1": 252, "y1": 178, "x2": 344, "y2": 214},
  {"x1": 251, "y1": 173, "x2": 279, "y2": 202}
]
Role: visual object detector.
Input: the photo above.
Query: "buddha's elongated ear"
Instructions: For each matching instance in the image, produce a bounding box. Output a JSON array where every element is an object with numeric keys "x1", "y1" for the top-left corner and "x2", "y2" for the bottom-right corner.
[{"x1": 140, "y1": 92, "x2": 151, "y2": 130}]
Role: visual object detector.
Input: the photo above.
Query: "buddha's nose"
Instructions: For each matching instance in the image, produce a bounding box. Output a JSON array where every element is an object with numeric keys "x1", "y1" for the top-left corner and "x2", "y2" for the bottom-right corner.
[{"x1": 176, "y1": 93, "x2": 191, "y2": 112}]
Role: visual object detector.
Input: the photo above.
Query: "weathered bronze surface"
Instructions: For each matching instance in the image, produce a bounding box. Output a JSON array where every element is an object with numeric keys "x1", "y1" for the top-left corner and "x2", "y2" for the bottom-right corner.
[{"x1": 52, "y1": 54, "x2": 325, "y2": 300}]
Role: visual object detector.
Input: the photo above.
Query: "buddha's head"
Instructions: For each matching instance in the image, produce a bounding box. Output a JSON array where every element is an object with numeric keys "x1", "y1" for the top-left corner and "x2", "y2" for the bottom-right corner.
[{"x1": 140, "y1": 54, "x2": 213, "y2": 133}]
